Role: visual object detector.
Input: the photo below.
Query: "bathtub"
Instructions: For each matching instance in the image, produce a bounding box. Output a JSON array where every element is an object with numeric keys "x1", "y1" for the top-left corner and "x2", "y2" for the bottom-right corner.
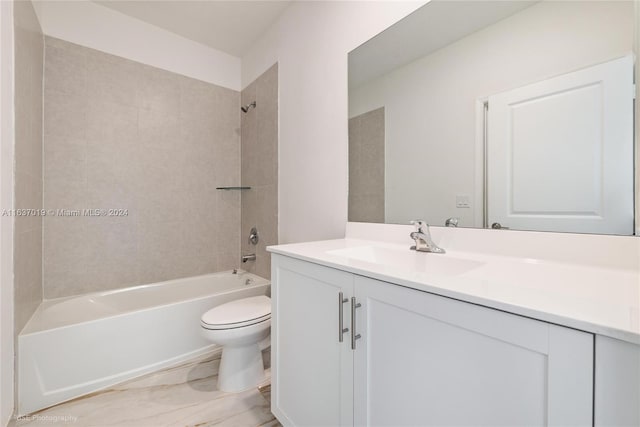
[{"x1": 18, "y1": 270, "x2": 270, "y2": 415}]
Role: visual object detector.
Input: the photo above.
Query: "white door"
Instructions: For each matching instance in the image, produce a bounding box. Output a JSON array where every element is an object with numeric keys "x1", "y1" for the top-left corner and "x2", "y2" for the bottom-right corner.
[
  {"x1": 271, "y1": 255, "x2": 354, "y2": 426},
  {"x1": 353, "y1": 276, "x2": 593, "y2": 426},
  {"x1": 487, "y1": 55, "x2": 634, "y2": 235}
]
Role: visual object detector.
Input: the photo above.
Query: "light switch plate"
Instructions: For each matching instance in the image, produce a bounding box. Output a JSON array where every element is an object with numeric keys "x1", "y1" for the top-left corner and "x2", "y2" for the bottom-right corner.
[{"x1": 456, "y1": 195, "x2": 471, "y2": 208}]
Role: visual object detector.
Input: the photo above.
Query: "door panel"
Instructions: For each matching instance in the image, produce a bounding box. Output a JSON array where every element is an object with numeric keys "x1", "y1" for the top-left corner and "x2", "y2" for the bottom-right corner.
[
  {"x1": 353, "y1": 275, "x2": 593, "y2": 426},
  {"x1": 487, "y1": 55, "x2": 634, "y2": 234},
  {"x1": 271, "y1": 255, "x2": 354, "y2": 426}
]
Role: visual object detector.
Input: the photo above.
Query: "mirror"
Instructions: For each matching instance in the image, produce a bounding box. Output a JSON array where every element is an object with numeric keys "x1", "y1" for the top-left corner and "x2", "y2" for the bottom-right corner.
[{"x1": 348, "y1": 0, "x2": 636, "y2": 235}]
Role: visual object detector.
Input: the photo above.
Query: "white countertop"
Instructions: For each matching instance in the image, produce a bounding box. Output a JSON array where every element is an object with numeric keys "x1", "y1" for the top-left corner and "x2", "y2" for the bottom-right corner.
[{"x1": 268, "y1": 237, "x2": 640, "y2": 345}]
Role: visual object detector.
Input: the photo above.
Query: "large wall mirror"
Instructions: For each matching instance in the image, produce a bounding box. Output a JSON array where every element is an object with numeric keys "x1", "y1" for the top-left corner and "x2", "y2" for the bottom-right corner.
[{"x1": 348, "y1": 0, "x2": 637, "y2": 235}]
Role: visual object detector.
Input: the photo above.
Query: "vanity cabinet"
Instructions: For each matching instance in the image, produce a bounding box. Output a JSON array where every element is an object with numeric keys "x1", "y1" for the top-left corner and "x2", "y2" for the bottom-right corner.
[{"x1": 271, "y1": 254, "x2": 594, "y2": 426}]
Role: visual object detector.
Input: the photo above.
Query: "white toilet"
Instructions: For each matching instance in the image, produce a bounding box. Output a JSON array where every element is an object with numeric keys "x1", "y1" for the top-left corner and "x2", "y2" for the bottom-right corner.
[{"x1": 200, "y1": 295, "x2": 271, "y2": 392}]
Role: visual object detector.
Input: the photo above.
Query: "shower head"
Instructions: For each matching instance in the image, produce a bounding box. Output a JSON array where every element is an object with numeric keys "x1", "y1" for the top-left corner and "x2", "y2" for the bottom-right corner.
[{"x1": 241, "y1": 101, "x2": 256, "y2": 113}]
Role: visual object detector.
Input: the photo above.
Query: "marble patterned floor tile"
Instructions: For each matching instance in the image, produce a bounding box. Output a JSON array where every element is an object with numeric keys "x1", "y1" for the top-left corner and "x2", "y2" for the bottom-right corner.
[{"x1": 11, "y1": 349, "x2": 280, "y2": 427}]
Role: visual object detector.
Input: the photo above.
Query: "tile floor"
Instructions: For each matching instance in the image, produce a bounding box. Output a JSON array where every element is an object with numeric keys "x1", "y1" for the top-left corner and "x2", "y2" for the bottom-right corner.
[{"x1": 11, "y1": 349, "x2": 279, "y2": 427}]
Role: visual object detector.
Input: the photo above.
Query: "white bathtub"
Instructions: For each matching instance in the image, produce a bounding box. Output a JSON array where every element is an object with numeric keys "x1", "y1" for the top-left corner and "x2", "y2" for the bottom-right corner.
[{"x1": 18, "y1": 270, "x2": 270, "y2": 415}]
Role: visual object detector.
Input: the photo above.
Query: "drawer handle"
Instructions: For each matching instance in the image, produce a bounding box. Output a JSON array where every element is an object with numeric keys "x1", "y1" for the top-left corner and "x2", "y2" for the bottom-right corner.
[
  {"x1": 338, "y1": 292, "x2": 349, "y2": 342},
  {"x1": 351, "y1": 297, "x2": 362, "y2": 350}
]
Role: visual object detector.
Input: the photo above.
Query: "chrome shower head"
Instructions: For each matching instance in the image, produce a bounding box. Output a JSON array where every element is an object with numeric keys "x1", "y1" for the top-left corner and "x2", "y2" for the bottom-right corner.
[{"x1": 241, "y1": 101, "x2": 256, "y2": 113}]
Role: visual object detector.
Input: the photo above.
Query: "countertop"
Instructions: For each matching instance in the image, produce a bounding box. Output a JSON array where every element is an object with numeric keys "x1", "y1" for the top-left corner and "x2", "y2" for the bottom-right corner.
[{"x1": 268, "y1": 238, "x2": 640, "y2": 345}]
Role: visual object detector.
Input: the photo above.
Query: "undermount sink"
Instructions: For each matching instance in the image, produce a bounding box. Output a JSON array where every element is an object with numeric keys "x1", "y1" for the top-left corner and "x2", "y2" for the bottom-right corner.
[{"x1": 326, "y1": 245, "x2": 484, "y2": 276}]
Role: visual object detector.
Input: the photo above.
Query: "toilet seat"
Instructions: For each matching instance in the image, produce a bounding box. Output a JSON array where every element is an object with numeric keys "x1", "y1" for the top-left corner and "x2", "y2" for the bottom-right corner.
[
  {"x1": 201, "y1": 315, "x2": 270, "y2": 330},
  {"x1": 201, "y1": 295, "x2": 271, "y2": 330}
]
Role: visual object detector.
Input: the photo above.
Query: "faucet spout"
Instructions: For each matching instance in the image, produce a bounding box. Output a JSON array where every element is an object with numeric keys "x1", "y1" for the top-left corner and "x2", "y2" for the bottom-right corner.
[
  {"x1": 242, "y1": 254, "x2": 256, "y2": 263},
  {"x1": 409, "y1": 220, "x2": 445, "y2": 254}
]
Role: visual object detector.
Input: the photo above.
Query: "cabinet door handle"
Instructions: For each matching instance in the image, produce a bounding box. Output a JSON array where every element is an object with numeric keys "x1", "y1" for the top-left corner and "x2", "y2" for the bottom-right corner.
[
  {"x1": 338, "y1": 292, "x2": 349, "y2": 342},
  {"x1": 351, "y1": 297, "x2": 362, "y2": 350}
]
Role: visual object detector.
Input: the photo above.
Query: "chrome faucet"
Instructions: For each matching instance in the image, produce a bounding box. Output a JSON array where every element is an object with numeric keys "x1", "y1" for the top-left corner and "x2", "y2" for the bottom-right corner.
[
  {"x1": 445, "y1": 217, "x2": 459, "y2": 227},
  {"x1": 409, "y1": 220, "x2": 445, "y2": 254},
  {"x1": 242, "y1": 254, "x2": 256, "y2": 263}
]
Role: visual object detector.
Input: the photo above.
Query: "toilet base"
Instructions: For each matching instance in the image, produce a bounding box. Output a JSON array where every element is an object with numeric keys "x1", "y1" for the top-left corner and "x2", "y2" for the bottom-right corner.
[{"x1": 217, "y1": 343, "x2": 265, "y2": 393}]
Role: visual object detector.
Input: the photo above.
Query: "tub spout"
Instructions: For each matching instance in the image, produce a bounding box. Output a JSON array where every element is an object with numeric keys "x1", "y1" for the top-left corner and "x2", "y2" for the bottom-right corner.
[{"x1": 242, "y1": 254, "x2": 256, "y2": 263}]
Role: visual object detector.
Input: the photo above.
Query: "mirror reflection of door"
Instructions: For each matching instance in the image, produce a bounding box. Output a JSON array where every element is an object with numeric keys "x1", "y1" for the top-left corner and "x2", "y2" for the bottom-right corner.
[
  {"x1": 486, "y1": 55, "x2": 634, "y2": 235},
  {"x1": 348, "y1": 0, "x2": 636, "y2": 235}
]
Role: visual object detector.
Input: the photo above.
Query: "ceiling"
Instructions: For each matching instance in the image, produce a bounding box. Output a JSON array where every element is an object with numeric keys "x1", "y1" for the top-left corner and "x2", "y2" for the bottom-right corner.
[
  {"x1": 349, "y1": 0, "x2": 538, "y2": 88},
  {"x1": 93, "y1": 0, "x2": 292, "y2": 57}
]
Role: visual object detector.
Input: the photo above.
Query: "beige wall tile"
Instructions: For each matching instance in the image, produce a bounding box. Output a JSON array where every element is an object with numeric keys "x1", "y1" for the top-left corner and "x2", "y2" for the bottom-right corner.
[
  {"x1": 86, "y1": 49, "x2": 139, "y2": 108},
  {"x1": 240, "y1": 82, "x2": 258, "y2": 187},
  {"x1": 181, "y1": 215, "x2": 218, "y2": 259},
  {"x1": 14, "y1": 228, "x2": 42, "y2": 332},
  {"x1": 42, "y1": 216, "x2": 88, "y2": 300},
  {"x1": 180, "y1": 77, "x2": 219, "y2": 124},
  {"x1": 178, "y1": 183, "x2": 217, "y2": 226},
  {"x1": 137, "y1": 65, "x2": 180, "y2": 115},
  {"x1": 138, "y1": 108, "x2": 180, "y2": 151},
  {"x1": 14, "y1": 171, "x2": 42, "y2": 234},
  {"x1": 181, "y1": 120, "x2": 218, "y2": 191},
  {"x1": 44, "y1": 89, "x2": 86, "y2": 144},
  {"x1": 216, "y1": 191, "x2": 241, "y2": 224},
  {"x1": 14, "y1": 0, "x2": 43, "y2": 334},
  {"x1": 213, "y1": 148, "x2": 241, "y2": 190},
  {"x1": 43, "y1": 38, "x2": 242, "y2": 298},
  {"x1": 84, "y1": 221, "x2": 140, "y2": 291},
  {"x1": 44, "y1": 143, "x2": 86, "y2": 182},
  {"x1": 43, "y1": 173, "x2": 87, "y2": 213},
  {"x1": 215, "y1": 219, "x2": 241, "y2": 255},
  {"x1": 216, "y1": 250, "x2": 239, "y2": 272},
  {"x1": 181, "y1": 255, "x2": 218, "y2": 278},
  {"x1": 255, "y1": 65, "x2": 278, "y2": 187},
  {"x1": 86, "y1": 99, "x2": 138, "y2": 146},
  {"x1": 43, "y1": 218, "x2": 87, "y2": 283},
  {"x1": 137, "y1": 220, "x2": 185, "y2": 279},
  {"x1": 44, "y1": 268, "x2": 89, "y2": 301},
  {"x1": 44, "y1": 38, "x2": 87, "y2": 97},
  {"x1": 348, "y1": 107, "x2": 385, "y2": 223},
  {"x1": 349, "y1": 194, "x2": 385, "y2": 223},
  {"x1": 217, "y1": 88, "x2": 241, "y2": 138},
  {"x1": 241, "y1": 64, "x2": 278, "y2": 280}
]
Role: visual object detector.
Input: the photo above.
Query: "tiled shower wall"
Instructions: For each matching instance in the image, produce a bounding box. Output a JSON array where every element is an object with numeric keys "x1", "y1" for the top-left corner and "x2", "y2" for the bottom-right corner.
[
  {"x1": 241, "y1": 64, "x2": 278, "y2": 279},
  {"x1": 348, "y1": 107, "x2": 385, "y2": 223},
  {"x1": 14, "y1": 0, "x2": 43, "y2": 332},
  {"x1": 43, "y1": 37, "x2": 241, "y2": 299}
]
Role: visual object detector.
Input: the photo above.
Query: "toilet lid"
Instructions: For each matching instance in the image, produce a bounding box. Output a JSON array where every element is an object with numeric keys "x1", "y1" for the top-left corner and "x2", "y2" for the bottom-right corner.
[{"x1": 201, "y1": 295, "x2": 271, "y2": 328}]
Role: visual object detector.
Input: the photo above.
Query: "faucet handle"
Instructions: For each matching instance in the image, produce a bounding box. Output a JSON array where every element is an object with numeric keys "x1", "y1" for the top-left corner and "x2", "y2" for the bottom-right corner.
[
  {"x1": 410, "y1": 220, "x2": 428, "y2": 233},
  {"x1": 445, "y1": 217, "x2": 459, "y2": 227}
]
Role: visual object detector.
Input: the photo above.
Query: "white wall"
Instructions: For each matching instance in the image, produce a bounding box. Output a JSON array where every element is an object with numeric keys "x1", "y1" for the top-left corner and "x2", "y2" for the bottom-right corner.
[
  {"x1": 32, "y1": 0, "x2": 241, "y2": 90},
  {"x1": 0, "y1": 0, "x2": 15, "y2": 424},
  {"x1": 636, "y1": 2, "x2": 640, "y2": 236},
  {"x1": 242, "y1": 1, "x2": 425, "y2": 244},
  {"x1": 349, "y1": 1, "x2": 633, "y2": 227}
]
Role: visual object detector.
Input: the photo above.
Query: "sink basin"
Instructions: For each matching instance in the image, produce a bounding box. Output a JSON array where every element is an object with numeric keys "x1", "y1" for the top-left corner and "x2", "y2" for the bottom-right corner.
[{"x1": 326, "y1": 246, "x2": 484, "y2": 276}]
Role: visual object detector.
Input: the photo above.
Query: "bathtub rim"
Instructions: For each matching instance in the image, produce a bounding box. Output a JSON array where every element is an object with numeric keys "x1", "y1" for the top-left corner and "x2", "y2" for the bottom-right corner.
[{"x1": 21, "y1": 269, "x2": 270, "y2": 336}]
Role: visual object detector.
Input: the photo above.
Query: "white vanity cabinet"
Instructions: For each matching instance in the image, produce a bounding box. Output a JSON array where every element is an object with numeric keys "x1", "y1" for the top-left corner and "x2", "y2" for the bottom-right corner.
[{"x1": 271, "y1": 254, "x2": 595, "y2": 426}]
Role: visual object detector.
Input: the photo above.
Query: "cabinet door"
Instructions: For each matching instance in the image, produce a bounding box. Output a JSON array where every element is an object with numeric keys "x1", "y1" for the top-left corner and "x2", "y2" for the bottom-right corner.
[
  {"x1": 594, "y1": 335, "x2": 640, "y2": 426},
  {"x1": 271, "y1": 255, "x2": 354, "y2": 426},
  {"x1": 353, "y1": 276, "x2": 593, "y2": 426}
]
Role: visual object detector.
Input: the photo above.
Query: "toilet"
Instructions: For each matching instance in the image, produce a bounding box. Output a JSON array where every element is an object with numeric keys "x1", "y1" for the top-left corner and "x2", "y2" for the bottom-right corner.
[{"x1": 200, "y1": 295, "x2": 271, "y2": 392}]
